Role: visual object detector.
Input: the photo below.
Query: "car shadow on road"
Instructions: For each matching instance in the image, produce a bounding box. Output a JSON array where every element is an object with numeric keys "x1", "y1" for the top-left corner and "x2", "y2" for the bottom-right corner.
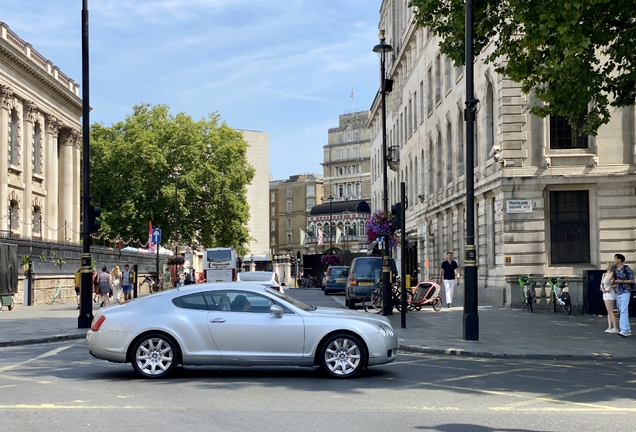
[{"x1": 415, "y1": 425, "x2": 549, "y2": 432}]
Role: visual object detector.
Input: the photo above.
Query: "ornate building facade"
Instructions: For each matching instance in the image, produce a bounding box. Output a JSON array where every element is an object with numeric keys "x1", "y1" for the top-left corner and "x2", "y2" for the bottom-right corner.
[
  {"x1": 0, "y1": 22, "x2": 82, "y2": 243},
  {"x1": 369, "y1": 2, "x2": 636, "y2": 310}
]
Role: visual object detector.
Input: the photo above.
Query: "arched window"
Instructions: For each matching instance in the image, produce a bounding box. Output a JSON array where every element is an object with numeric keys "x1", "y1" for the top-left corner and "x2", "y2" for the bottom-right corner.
[
  {"x1": 8, "y1": 109, "x2": 19, "y2": 166},
  {"x1": 33, "y1": 123, "x2": 42, "y2": 174}
]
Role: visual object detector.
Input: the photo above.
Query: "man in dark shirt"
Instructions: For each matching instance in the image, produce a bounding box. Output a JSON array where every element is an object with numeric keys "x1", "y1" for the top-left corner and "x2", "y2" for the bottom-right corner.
[{"x1": 439, "y1": 252, "x2": 460, "y2": 308}]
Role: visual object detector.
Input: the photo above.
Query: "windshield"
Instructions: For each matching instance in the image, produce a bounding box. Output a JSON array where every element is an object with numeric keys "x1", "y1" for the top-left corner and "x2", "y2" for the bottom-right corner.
[
  {"x1": 206, "y1": 250, "x2": 233, "y2": 265},
  {"x1": 266, "y1": 288, "x2": 314, "y2": 311},
  {"x1": 239, "y1": 272, "x2": 274, "y2": 282}
]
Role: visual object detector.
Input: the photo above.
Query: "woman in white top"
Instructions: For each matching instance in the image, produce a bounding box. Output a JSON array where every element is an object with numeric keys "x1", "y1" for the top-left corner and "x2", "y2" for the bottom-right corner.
[
  {"x1": 111, "y1": 266, "x2": 122, "y2": 303},
  {"x1": 601, "y1": 262, "x2": 618, "y2": 333}
]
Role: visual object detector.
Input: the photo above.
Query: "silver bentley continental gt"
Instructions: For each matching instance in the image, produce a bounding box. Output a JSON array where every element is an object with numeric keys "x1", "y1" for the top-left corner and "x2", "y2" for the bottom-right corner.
[{"x1": 86, "y1": 282, "x2": 398, "y2": 379}]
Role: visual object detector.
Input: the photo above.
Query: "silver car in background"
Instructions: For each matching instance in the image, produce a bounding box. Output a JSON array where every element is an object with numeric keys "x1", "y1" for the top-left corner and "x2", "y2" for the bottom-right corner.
[{"x1": 86, "y1": 283, "x2": 398, "y2": 379}]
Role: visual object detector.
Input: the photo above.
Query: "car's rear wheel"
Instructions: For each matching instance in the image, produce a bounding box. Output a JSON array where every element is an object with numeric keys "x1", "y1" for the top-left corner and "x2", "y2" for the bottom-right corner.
[
  {"x1": 131, "y1": 333, "x2": 180, "y2": 379},
  {"x1": 348, "y1": 297, "x2": 356, "y2": 309},
  {"x1": 319, "y1": 333, "x2": 367, "y2": 378}
]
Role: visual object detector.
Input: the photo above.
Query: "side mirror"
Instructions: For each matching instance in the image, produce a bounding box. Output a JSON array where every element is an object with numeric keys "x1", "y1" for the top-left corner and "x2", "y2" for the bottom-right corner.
[{"x1": 270, "y1": 305, "x2": 283, "y2": 319}]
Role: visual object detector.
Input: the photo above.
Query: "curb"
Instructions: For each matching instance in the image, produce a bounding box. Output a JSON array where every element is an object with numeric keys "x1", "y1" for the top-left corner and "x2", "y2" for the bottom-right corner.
[
  {"x1": 398, "y1": 343, "x2": 636, "y2": 362},
  {"x1": 0, "y1": 332, "x2": 86, "y2": 348}
]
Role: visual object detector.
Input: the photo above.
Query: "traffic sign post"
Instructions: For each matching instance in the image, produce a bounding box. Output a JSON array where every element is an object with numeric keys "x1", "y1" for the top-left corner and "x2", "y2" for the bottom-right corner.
[{"x1": 152, "y1": 228, "x2": 162, "y2": 244}]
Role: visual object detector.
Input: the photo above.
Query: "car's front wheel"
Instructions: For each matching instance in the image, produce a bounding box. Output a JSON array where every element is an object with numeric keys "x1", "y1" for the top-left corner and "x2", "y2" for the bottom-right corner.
[
  {"x1": 131, "y1": 333, "x2": 180, "y2": 379},
  {"x1": 319, "y1": 333, "x2": 367, "y2": 378}
]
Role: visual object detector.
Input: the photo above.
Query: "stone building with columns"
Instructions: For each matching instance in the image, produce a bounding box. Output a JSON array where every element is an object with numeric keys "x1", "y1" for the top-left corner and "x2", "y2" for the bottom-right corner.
[
  {"x1": 0, "y1": 22, "x2": 81, "y2": 244},
  {"x1": 368, "y1": 2, "x2": 636, "y2": 311}
]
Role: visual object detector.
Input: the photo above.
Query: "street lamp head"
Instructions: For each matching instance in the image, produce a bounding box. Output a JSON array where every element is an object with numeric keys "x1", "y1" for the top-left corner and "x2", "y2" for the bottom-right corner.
[
  {"x1": 372, "y1": 30, "x2": 393, "y2": 55},
  {"x1": 171, "y1": 170, "x2": 180, "y2": 181}
]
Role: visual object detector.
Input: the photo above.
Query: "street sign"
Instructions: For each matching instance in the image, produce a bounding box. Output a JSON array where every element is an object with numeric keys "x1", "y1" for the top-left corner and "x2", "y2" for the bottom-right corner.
[{"x1": 152, "y1": 228, "x2": 162, "y2": 243}]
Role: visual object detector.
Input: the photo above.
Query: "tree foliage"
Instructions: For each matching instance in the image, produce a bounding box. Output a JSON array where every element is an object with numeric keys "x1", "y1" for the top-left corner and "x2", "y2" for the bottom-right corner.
[
  {"x1": 90, "y1": 104, "x2": 255, "y2": 256},
  {"x1": 409, "y1": 0, "x2": 636, "y2": 135}
]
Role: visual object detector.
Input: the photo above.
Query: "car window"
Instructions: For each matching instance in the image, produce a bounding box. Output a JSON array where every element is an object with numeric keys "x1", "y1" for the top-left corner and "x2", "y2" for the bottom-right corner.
[
  {"x1": 203, "y1": 290, "x2": 286, "y2": 314},
  {"x1": 352, "y1": 259, "x2": 396, "y2": 279},
  {"x1": 172, "y1": 293, "x2": 209, "y2": 311}
]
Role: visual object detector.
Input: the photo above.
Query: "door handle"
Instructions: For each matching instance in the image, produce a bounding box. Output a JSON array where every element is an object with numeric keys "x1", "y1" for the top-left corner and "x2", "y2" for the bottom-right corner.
[{"x1": 210, "y1": 318, "x2": 226, "y2": 323}]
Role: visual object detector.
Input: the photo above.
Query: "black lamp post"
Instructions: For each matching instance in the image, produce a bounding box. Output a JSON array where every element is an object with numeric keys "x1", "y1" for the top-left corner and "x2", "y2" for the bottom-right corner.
[
  {"x1": 172, "y1": 169, "x2": 180, "y2": 287},
  {"x1": 463, "y1": 0, "x2": 479, "y2": 340},
  {"x1": 373, "y1": 30, "x2": 394, "y2": 316}
]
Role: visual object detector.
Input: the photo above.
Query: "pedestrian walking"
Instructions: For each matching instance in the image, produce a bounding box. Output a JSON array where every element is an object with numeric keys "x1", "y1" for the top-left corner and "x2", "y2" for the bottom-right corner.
[
  {"x1": 97, "y1": 266, "x2": 112, "y2": 308},
  {"x1": 92, "y1": 269, "x2": 100, "y2": 303},
  {"x1": 612, "y1": 254, "x2": 634, "y2": 337},
  {"x1": 120, "y1": 264, "x2": 133, "y2": 301},
  {"x1": 163, "y1": 268, "x2": 171, "y2": 290},
  {"x1": 111, "y1": 265, "x2": 122, "y2": 303},
  {"x1": 600, "y1": 262, "x2": 618, "y2": 333},
  {"x1": 439, "y1": 252, "x2": 460, "y2": 308}
]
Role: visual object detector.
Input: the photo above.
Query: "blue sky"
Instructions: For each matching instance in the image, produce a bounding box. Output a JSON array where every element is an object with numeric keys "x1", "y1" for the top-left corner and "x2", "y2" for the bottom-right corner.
[{"x1": 1, "y1": 0, "x2": 381, "y2": 180}]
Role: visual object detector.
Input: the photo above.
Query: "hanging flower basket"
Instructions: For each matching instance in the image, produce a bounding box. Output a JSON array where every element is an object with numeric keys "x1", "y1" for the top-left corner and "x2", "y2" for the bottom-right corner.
[
  {"x1": 365, "y1": 210, "x2": 393, "y2": 242},
  {"x1": 167, "y1": 256, "x2": 185, "y2": 266},
  {"x1": 321, "y1": 254, "x2": 342, "y2": 265}
]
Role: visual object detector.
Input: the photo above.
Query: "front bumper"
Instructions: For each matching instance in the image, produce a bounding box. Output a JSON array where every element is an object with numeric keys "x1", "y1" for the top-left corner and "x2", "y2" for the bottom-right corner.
[{"x1": 364, "y1": 331, "x2": 399, "y2": 366}]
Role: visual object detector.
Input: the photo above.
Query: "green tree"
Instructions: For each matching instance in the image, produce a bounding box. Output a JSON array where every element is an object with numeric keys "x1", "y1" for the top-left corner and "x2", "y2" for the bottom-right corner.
[
  {"x1": 90, "y1": 104, "x2": 255, "y2": 256},
  {"x1": 409, "y1": 0, "x2": 636, "y2": 135}
]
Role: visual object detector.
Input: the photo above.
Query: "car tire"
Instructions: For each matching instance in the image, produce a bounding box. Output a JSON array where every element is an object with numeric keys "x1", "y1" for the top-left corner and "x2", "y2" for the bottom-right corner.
[
  {"x1": 319, "y1": 333, "x2": 367, "y2": 379},
  {"x1": 348, "y1": 298, "x2": 356, "y2": 309},
  {"x1": 131, "y1": 333, "x2": 180, "y2": 379},
  {"x1": 324, "y1": 289, "x2": 330, "y2": 295}
]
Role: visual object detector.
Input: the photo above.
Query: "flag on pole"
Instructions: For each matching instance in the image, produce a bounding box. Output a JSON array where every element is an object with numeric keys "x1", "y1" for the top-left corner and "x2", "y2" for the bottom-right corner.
[
  {"x1": 317, "y1": 229, "x2": 324, "y2": 246},
  {"x1": 350, "y1": 88, "x2": 354, "y2": 98},
  {"x1": 148, "y1": 221, "x2": 155, "y2": 253},
  {"x1": 335, "y1": 227, "x2": 342, "y2": 244},
  {"x1": 299, "y1": 228, "x2": 306, "y2": 246}
]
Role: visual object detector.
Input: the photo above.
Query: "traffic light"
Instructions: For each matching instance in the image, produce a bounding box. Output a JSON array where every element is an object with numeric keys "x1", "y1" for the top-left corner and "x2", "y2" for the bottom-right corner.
[
  {"x1": 296, "y1": 250, "x2": 301, "y2": 263},
  {"x1": 390, "y1": 203, "x2": 402, "y2": 231},
  {"x1": 88, "y1": 205, "x2": 101, "y2": 233}
]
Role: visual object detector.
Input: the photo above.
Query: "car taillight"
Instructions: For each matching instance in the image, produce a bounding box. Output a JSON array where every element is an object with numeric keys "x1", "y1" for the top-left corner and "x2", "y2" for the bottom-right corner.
[
  {"x1": 91, "y1": 315, "x2": 106, "y2": 332},
  {"x1": 350, "y1": 279, "x2": 357, "y2": 287}
]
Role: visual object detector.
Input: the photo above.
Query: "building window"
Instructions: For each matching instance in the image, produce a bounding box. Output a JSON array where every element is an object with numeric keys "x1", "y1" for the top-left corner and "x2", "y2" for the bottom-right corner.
[
  {"x1": 549, "y1": 115, "x2": 588, "y2": 149},
  {"x1": 435, "y1": 54, "x2": 441, "y2": 103},
  {"x1": 270, "y1": 236, "x2": 276, "y2": 246},
  {"x1": 338, "y1": 135, "x2": 343, "y2": 144},
  {"x1": 436, "y1": 132, "x2": 443, "y2": 191},
  {"x1": 355, "y1": 183, "x2": 360, "y2": 196},
  {"x1": 8, "y1": 109, "x2": 19, "y2": 166},
  {"x1": 287, "y1": 234, "x2": 292, "y2": 245},
  {"x1": 286, "y1": 187, "x2": 292, "y2": 198},
  {"x1": 428, "y1": 140, "x2": 434, "y2": 195},
  {"x1": 32, "y1": 206, "x2": 42, "y2": 237},
  {"x1": 33, "y1": 123, "x2": 42, "y2": 174},
  {"x1": 413, "y1": 91, "x2": 418, "y2": 127},
  {"x1": 446, "y1": 123, "x2": 453, "y2": 185},
  {"x1": 306, "y1": 199, "x2": 315, "y2": 211},
  {"x1": 419, "y1": 81, "x2": 424, "y2": 123},
  {"x1": 355, "y1": 133, "x2": 360, "y2": 141},
  {"x1": 338, "y1": 184, "x2": 344, "y2": 198},
  {"x1": 458, "y1": 114, "x2": 464, "y2": 176},
  {"x1": 346, "y1": 133, "x2": 352, "y2": 142},
  {"x1": 444, "y1": 56, "x2": 452, "y2": 93},
  {"x1": 307, "y1": 185, "x2": 315, "y2": 197},
  {"x1": 270, "y1": 206, "x2": 275, "y2": 217},
  {"x1": 408, "y1": 99, "x2": 412, "y2": 136},
  {"x1": 427, "y1": 68, "x2": 433, "y2": 115},
  {"x1": 346, "y1": 184, "x2": 352, "y2": 197},
  {"x1": 353, "y1": 148, "x2": 359, "y2": 158},
  {"x1": 286, "y1": 201, "x2": 292, "y2": 212},
  {"x1": 486, "y1": 82, "x2": 495, "y2": 156},
  {"x1": 286, "y1": 218, "x2": 292, "y2": 230},
  {"x1": 270, "y1": 220, "x2": 276, "y2": 231},
  {"x1": 550, "y1": 190, "x2": 590, "y2": 264},
  {"x1": 270, "y1": 192, "x2": 275, "y2": 202},
  {"x1": 337, "y1": 150, "x2": 343, "y2": 160},
  {"x1": 8, "y1": 200, "x2": 18, "y2": 231}
]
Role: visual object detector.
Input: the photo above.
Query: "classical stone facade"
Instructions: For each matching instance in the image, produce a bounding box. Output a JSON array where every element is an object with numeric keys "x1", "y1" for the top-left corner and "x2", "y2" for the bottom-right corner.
[
  {"x1": 269, "y1": 174, "x2": 323, "y2": 255},
  {"x1": 0, "y1": 22, "x2": 82, "y2": 243},
  {"x1": 369, "y1": 2, "x2": 636, "y2": 311},
  {"x1": 323, "y1": 109, "x2": 372, "y2": 203}
]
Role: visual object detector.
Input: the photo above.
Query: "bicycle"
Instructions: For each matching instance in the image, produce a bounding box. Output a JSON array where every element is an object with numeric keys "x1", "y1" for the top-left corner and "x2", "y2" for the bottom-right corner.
[
  {"x1": 517, "y1": 274, "x2": 533, "y2": 312},
  {"x1": 363, "y1": 280, "x2": 402, "y2": 314},
  {"x1": 546, "y1": 276, "x2": 572, "y2": 315}
]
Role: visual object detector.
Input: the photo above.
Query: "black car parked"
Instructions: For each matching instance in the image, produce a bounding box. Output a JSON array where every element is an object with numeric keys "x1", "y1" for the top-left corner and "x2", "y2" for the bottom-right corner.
[{"x1": 345, "y1": 256, "x2": 398, "y2": 309}]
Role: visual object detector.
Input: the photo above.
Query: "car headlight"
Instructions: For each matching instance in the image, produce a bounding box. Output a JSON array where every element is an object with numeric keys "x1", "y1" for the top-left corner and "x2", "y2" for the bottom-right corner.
[{"x1": 378, "y1": 324, "x2": 394, "y2": 337}]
